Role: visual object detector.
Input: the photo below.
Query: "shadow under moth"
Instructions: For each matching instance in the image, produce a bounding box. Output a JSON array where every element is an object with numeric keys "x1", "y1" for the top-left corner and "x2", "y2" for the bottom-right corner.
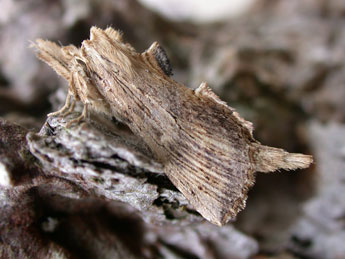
[{"x1": 33, "y1": 27, "x2": 313, "y2": 226}]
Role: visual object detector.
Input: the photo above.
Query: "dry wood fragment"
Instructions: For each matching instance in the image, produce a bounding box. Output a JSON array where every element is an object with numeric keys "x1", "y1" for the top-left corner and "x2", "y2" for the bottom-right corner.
[{"x1": 33, "y1": 27, "x2": 313, "y2": 226}]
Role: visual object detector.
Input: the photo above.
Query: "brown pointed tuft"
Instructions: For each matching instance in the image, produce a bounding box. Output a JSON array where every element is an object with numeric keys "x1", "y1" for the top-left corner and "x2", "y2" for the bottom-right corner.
[{"x1": 252, "y1": 144, "x2": 313, "y2": 173}]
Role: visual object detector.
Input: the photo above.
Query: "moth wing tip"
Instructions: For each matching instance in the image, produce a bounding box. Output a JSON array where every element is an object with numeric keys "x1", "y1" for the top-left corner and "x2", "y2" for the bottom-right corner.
[{"x1": 202, "y1": 207, "x2": 237, "y2": 226}]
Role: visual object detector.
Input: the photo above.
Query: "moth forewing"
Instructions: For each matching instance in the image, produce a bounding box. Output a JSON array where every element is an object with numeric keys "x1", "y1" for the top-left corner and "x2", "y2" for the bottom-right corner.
[{"x1": 34, "y1": 26, "x2": 313, "y2": 226}]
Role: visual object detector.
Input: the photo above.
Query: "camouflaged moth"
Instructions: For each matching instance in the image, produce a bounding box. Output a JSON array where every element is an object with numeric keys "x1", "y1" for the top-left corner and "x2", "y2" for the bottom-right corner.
[{"x1": 34, "y1": 27, "x2": 313, "y2": 226}]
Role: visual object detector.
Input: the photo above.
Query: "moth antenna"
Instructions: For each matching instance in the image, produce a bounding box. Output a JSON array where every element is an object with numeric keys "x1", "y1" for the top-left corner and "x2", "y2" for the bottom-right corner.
[{"x1": 253, "y1": 144, "x2": 313, "y2": 173}]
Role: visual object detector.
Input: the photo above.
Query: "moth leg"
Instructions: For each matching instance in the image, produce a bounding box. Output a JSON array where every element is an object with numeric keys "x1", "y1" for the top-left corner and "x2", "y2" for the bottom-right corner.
[
  {"x1": 47, "y1": 91, "x2": 73, "y2": 117},
  {"x1": 65, "y1": 103, "x2": 88, "y2": 128},
  {"x1": 60, "y1": 98, "x2": 76, "y2": 117},
  {"x1": 61, "y1": 72, "x2": 81, "y2": 117},
  {"x1": 47, "y1": 70, "x2": 80, "y2": 118}
]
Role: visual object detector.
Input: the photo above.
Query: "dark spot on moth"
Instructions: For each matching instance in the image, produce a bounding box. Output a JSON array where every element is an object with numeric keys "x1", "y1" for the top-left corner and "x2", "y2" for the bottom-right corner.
[
  {"x1": 191, "y1": 190, "x2": 195, "y2": 196},
  {"x1": 198, "y1": 186, "x2": 203, "y2": 191},
  {"x1": 153, "y1": 45, "x2": 173, "y2": 76}
]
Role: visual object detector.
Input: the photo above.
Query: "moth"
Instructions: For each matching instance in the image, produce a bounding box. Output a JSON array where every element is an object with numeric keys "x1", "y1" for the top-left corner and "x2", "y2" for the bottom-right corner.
[{"x1": 34, "y1": 27, "x2": 313, "y2": 226}]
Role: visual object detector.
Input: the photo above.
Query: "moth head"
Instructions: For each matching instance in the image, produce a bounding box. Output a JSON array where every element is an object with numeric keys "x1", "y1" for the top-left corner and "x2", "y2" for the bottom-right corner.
[
  {"x1": 88, "y1": 26, "x2": 136, "y2": 55},
  {"x1": 82, "y1": 27, "x2": 138, "y2": 76}
]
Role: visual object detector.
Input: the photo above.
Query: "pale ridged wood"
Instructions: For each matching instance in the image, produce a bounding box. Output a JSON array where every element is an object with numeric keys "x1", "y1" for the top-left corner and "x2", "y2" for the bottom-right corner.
[{"x1": 34, "y1": 27, "x2": 313, "y2": 226}]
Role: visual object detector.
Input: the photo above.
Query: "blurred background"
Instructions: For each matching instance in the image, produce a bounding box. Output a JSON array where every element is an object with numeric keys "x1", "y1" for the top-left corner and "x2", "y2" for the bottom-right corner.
[{"x1": 0, "y1": 0, "x2": 344, "y2": 258}]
